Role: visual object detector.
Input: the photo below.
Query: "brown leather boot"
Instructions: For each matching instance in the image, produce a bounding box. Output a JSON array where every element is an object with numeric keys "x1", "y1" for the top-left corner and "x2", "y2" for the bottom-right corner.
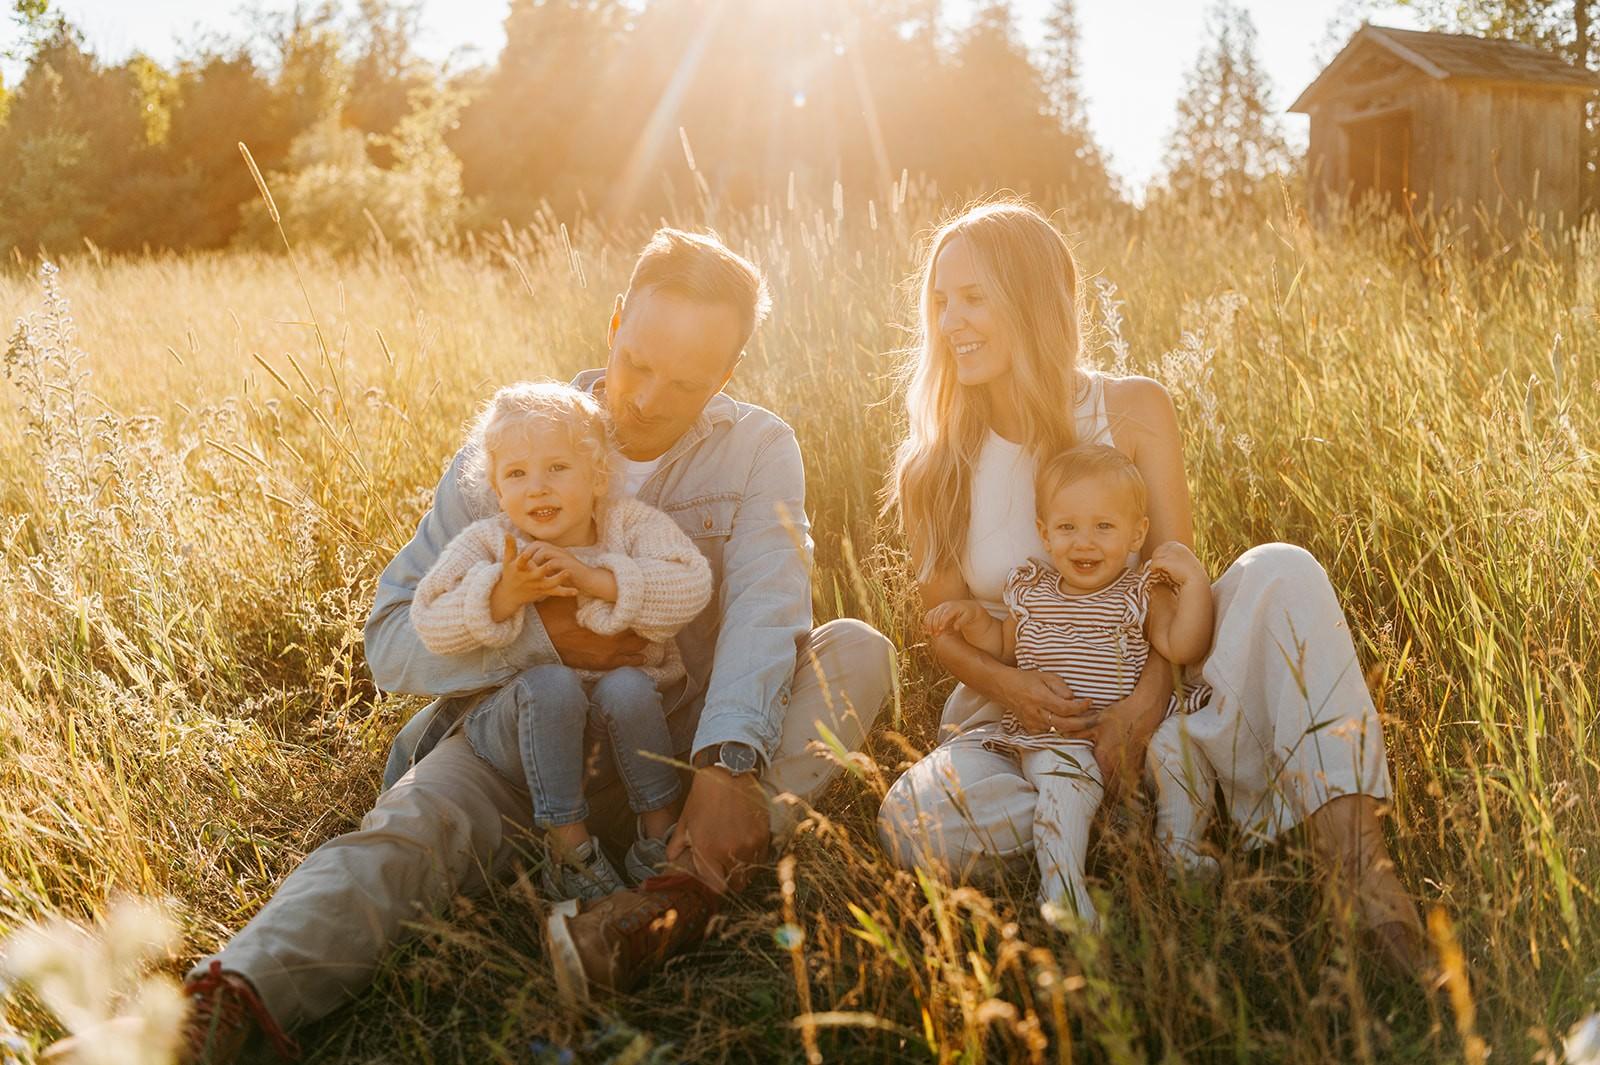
[
  {"x1": 176, "y1": 961, "x2": 300, "y2": 1064},
  {"x1": 545, "y1": 873, "x2": 719, "y2": 1005},
  {"x1": 1306, "y1": 795, "x2": 1429, "y2": 982}
]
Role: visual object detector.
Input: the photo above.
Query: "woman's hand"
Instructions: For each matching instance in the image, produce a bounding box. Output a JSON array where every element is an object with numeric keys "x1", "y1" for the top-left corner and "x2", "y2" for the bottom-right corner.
[
  {"x1": 994, "y1": 667, "x2": 1095, "y2": 735},
  {"x1": 490, "y1": 534, "x2": 576, "y2": 621},
  {"x1": 1085, "y1": 686, "x2": 1167, "y2": 801}
]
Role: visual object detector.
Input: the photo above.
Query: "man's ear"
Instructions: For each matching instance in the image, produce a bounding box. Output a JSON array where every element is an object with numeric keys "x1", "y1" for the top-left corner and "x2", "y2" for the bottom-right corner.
[{"x1": 607, "y1": 294, "x2": 624, "y2": 348}]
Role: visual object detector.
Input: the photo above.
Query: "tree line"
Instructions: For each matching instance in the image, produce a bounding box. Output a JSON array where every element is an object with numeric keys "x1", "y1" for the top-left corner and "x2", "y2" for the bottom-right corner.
[
  {"x1": 0, "y1": 0, "x2": 1315, "y2": 255},
  {"x1": 2, "y1": 0, "x2": 1589, "y2": 257}
]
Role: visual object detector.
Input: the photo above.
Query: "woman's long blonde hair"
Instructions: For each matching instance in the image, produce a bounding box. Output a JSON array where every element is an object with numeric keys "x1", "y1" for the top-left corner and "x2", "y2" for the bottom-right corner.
[{"x1": 886, "y1": 200, "x2": 1085, "y2": 581}]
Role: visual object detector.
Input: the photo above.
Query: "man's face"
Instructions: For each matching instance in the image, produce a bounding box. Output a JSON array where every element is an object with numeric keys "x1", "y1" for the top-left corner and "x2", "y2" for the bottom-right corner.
[{"x1": 605, "y1": 287, "x2": 743, "y2": 460}]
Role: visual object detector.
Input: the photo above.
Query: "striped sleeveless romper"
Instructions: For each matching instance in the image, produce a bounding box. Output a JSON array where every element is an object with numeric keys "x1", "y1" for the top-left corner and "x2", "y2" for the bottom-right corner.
[{"x1": 996, "y1": 559, "x2": 1211, "y2": 747}]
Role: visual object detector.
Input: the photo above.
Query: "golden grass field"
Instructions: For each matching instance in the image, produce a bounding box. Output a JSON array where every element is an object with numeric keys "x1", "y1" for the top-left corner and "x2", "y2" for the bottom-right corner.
[{"x1": 1, "y1": 194, "x2": 1598, "y2": 1063}]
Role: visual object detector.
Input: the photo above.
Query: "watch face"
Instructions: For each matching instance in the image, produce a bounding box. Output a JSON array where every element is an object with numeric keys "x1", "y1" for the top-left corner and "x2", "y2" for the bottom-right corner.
[{"x1": 719, "y1": 742, "x2": 759, "y2": 774}]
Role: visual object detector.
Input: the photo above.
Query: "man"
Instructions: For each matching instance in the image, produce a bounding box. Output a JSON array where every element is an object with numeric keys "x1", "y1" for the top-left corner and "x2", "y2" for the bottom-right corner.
[{"x1": 179, "y1": 229, "x2": 895, "y2": 1061}]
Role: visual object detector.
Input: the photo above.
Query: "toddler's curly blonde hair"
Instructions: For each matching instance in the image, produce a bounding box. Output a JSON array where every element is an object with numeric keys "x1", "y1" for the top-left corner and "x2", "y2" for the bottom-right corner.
[{"x1": 458, "y1": 381, "x2": 613, "y2": 512}]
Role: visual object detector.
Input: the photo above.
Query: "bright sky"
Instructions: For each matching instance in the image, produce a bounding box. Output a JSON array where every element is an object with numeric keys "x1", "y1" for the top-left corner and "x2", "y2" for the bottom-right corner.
[{"x1": 0, "y1": 0, "x2": 1423, "y2": 193}]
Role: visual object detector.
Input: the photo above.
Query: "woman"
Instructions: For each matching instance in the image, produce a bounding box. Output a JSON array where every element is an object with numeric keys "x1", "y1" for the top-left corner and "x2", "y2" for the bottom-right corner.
[{"x1": 876, "y1": 200, "x2": 1423, "y2": 972}]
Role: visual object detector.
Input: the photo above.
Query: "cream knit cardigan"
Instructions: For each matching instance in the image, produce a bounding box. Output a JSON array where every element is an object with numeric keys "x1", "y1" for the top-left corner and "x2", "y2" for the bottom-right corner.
[{"x1": 410, "y1": 496, "x2": 714, "y2": 685}]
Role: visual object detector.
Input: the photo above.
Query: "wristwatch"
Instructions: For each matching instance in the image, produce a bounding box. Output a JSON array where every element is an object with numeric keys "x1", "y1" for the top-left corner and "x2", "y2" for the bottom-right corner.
[{"x1": 693, "y1": 741, "x2": 761, "y2": 777}]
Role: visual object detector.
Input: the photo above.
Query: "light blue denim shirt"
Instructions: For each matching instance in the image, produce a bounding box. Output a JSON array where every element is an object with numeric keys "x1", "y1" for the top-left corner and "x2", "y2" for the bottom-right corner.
[{"x1": 367, "y1": 369, "x2": 813, "y2": 785}]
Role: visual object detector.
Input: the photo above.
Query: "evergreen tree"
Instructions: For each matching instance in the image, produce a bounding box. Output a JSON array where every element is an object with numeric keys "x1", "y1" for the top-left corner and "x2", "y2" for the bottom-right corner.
[
  {"x1": 938, "y1": 3, "x2": 1091, "y2": 198},
  {"x1": 1157, "y1": 0, "x2": 1291, "y2": 214},
  {"x1": 1039, "y1": 0, "x2": 1117, "y2": 207}
]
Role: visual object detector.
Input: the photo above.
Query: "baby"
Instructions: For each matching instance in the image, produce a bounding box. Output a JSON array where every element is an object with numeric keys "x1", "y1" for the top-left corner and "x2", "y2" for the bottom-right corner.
[
  {"x1": 410, "y1": 381, "x2": 712, "y2": 901},
  {"x1": 925, "y1": 443, "x2": 1218, "y2": 925}
]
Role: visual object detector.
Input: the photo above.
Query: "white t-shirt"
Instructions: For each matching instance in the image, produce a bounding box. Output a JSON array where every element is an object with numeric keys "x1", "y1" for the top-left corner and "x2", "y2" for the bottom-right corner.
[{"x1": 616, "y1": 454, "x2": 665, "y2": 497}]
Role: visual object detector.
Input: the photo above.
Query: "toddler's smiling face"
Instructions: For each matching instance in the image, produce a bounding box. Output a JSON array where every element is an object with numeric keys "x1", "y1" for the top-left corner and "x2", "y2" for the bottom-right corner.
[
  {"x1": 491, "y1": 421, "x2": 603, "y2": 547},
  {"x1": 1035, "y1": 474, "x2": 1150, "y2": 593}
]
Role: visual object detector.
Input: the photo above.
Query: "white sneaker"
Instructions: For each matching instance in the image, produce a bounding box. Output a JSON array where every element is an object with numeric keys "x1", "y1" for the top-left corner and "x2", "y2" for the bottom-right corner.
[
  {"x1": 624, "y1": 821, "x2": 674, "y2": 884},
  {"x1": 541, "y1": 838, "x2": 625, "y2": 902}
]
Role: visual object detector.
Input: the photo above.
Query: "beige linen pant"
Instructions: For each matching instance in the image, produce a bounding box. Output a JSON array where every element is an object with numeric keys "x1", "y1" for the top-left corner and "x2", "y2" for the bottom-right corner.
[
  {"x1": 879, "y1": 543, "x2": 1391, "y2": 891},
  {"x1": 194, "y1": 618, "x2": 895, "y2": 1030}
]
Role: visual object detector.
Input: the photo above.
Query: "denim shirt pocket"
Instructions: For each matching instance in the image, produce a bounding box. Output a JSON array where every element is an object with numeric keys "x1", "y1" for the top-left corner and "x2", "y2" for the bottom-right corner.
[{"x1": 662, "y1": 493, "x2": 739, "y2": 580}]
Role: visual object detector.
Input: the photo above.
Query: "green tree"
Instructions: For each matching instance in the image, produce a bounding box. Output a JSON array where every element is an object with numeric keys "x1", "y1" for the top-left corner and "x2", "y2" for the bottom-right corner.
[
  {"x1": 1157, "y1": 0, "x2": 1292, "y2": 215},
  {"x1": 451, "y1": 0, "x2": 624, "y2": 222},
  {"x1": 1040, "y1": 0, "x2": 1119, "y2": 207},
  {"x1": 151, "y1": 51, "x2": 291, "y2": 248},
  {"x1": 950, "y1": 3, "x2": 1051, "y2": 189},
  {"x1": 346, "y1": 0, "x2": 430, "y2": 164},
  {"x1": 0, "y1": 22, "x2": 159, "y2": 253},
  {"x1": 238, "y1": 83, "x2": 466, "y2": 252},
  {"x1": 4, "y1": 0, "x2": 51, "y2": 60}
]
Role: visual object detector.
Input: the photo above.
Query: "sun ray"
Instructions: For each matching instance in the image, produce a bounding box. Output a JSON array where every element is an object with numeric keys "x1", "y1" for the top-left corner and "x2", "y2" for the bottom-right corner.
[{"x1": 603, "y1": 0, "x2": 731, "y2": 220}]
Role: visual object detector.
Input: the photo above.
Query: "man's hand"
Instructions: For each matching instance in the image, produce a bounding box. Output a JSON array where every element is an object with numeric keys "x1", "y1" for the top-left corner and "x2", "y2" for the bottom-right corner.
[
  {"x1": 490, "y1": 534, "x2": 575, "y2": 622},
  {"x1": 535, "y1": 596, "x2": 648, "y2": 669},
  {"x1": 994, "y1": 667, "x2": 1094, "y2": 735},
  {"x1": 665, "y1": 766, "x2": 770, "y2": 894}
]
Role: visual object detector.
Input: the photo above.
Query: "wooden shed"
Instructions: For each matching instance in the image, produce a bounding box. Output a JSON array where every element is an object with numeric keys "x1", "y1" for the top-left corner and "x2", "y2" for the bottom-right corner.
[{"x1": 1290, "y1": 25, "x2": 1599, "y2": 225}]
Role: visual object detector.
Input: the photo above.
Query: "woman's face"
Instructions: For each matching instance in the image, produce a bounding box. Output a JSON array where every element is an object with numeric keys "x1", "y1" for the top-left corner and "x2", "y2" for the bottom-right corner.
[{"x1": 932, "y1": 235, "x2": 1013, "y2": 389}]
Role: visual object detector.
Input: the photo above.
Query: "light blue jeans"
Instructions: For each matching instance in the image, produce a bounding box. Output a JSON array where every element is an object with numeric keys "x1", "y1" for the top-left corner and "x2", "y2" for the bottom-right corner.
[{"x1": 463, "y1": 663, "x2": 680, "y2": 828}]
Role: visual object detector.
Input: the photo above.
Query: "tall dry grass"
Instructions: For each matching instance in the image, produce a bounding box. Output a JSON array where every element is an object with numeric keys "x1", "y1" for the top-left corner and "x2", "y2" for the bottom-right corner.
[{"x1": 0, "y1": 191, "x2": 1597, "y2": 1063}]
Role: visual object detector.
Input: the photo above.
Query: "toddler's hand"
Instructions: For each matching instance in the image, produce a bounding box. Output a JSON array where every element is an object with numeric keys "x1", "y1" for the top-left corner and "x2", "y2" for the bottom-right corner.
[
  {"x1": 1149, "y1": 542, "x2": 1208, "y2": 588},
  {"x1": 524, "y1": 542, "x2": 610, "y2": 599},
  {"x1": 924, "y1": 600, "x2": 986, "y2": 637},
  {"x1": 494, "y1": 534, "x2": 577, "y2": 608}
]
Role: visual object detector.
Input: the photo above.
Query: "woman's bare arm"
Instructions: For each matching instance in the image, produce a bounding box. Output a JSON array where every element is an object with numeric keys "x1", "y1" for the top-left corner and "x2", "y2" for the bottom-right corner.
[
  {"x1": 919, "y1": 565, "x2": 1015, "y2": 702},
  {"x1": 918, "y1": 561, "x2": 1089, "y2": 728},
  {"x1": 1080, "y1": 375, "x2": 1193, "y2": 794},
  {"x1": 1107, "y1": 375, "x2": 1194, "y2": 553}
]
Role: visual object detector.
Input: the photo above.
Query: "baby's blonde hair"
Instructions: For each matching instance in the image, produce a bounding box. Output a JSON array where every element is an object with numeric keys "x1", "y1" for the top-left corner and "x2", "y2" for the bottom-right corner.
[
  {"x1": 458, "y1": 381, "x2": 613, "y2": 511},
  {"x1": 1034, "y1": 444, "x2": 1147, "y2": 519}
]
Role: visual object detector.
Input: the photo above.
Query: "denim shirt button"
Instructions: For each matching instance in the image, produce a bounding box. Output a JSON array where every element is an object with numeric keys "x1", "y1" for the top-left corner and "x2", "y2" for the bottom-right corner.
[{"x1": 703, "y1": 516, "x2": 714, "y2": 530}]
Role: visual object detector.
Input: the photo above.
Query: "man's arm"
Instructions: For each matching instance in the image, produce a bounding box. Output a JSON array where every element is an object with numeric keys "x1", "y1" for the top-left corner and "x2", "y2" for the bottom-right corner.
[
  {"x1": 667, "y1": 423, "x2": 812, "y2": 892},
  {"x1": 688, "y1": 424, "x2": 813, "y2": 765},
  {"x1": 364, "y1": 450, "x2": 561, "y2": 697}
]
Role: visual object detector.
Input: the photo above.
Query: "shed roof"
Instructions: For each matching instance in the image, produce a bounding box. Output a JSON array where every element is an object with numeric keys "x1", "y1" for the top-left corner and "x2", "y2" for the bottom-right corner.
[{"x1": 1290, "y1": 24, "x2": 1600, "y2": 112}]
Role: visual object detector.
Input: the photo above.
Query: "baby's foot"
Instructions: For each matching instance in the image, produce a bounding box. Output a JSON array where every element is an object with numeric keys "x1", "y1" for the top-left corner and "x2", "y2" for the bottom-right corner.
[
  {"x1": 542, "y1": 838, "x2": 626, "y2": 902},
  {"x1": 624, "y1": 821, "x2": 676, "y2": 884},
  {"x1": 1169, "y1": 851, "x2": 1222, "y2": 882}
]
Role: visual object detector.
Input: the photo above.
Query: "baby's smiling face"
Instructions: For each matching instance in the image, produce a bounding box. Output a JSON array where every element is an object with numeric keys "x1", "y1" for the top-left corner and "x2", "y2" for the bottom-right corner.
[
  {"x1": 1035, "y1": 474, "x2": 1150, "y2": 593},
  {"x1": 490, "y1": 421, "x2": 603, "y2": 547}
]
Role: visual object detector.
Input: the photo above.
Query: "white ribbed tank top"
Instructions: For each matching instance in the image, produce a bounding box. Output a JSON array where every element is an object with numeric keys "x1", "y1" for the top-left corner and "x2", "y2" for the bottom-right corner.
[{"x1": 960, "y1": 371, "x2": 1114, "y2": 615}]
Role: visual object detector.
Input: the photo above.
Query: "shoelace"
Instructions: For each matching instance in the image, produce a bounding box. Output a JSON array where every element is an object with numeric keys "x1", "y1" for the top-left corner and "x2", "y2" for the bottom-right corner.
[
  {"x1": 183, "y1": 960, "x2": 302, "y2": 1061},
  {"x1": 627, "y1": 873, "x2": 719, "y2": 938}
]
